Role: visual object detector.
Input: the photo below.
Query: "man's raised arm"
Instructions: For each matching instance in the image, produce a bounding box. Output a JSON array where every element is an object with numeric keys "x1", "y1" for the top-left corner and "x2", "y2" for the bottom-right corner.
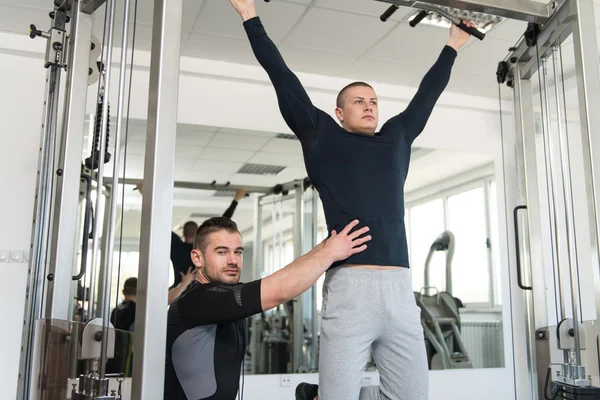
[
  {"x1": 230, "y1": 0, "x2": 320, "y2": 141},
  {"x1": 380, "y1": 20, "x2": 475, "y2": 143}
]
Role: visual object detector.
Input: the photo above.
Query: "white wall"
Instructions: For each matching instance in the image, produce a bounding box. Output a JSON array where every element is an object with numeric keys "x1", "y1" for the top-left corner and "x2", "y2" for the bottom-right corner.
[
  {"x1": 68, "y1": 369, "x2": 513, "y2": 400},
  {"x1": 0, "y1": 30, "x2": 521, "y2": 400},
  {"x1": 0, "y1": 52, "x2": 47, "y2": 399},
  {"x1": 239, "y1": 369, "x2": 515, "y2": 400}
]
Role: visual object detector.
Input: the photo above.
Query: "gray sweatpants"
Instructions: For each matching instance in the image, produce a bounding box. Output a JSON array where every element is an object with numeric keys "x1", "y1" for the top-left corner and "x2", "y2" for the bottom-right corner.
[{"x1": 318, "y1": 267, "x2": 428, "y2": 400}]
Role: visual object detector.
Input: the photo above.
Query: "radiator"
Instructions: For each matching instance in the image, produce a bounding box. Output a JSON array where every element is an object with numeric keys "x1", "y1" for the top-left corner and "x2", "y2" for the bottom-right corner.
[{"x1": 460, "y1": 320, "x2": 505, "y2": 368}]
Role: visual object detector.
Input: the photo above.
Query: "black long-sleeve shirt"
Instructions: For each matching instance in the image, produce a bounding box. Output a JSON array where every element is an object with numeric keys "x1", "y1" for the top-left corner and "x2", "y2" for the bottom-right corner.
[
  {"x1": 164, "y1": 280, "x2": 262, "y2": 399},
  {"x1": 170, "y1": 200, "x2": 239, "y2": 287},
  {"x1": 244, "y1": 17, "x2": 456, "y2": 268}
]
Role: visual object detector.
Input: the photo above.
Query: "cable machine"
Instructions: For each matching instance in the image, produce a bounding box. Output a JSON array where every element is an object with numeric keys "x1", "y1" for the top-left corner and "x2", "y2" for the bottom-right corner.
[
  {"x1": 495, "y1": 0, "x2": 600, "y2": 398},
  {"x1": 19, "y1": 0, "x2": 183, "y2": 398}
]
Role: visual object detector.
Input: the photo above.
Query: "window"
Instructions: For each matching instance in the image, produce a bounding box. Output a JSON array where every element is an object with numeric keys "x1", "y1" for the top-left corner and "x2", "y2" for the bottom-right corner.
[
  {"x1": 406, "y1": 179, "x2": 498, "y2": 307},
  {"x1": 263, "y1": 240, "x2": 294, "y2": 275},
  {"x1": 408, "y1": 199, "x2": 445, "y2": 294},
  {"x1": 447, "y1": 187, "x2": 489, "y2": 303}
]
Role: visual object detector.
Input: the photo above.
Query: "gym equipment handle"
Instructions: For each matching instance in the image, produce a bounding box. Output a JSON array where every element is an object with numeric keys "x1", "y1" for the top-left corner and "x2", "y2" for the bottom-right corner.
[
  {"x1": 458, "y1": 20, "x2": 485, "y2": 41},
  {"x1": 73, "y1": 174, "x2": 92, "y2": 280},
  {"x1": 380, "y1": 5, "x2": 399, "y2": 22},
  {"x1": 409, "y1": 11, "x2": 429, "y2": 27},
  {"x1": 513, "y1": 205, "x2": 532, "y2": 291}
]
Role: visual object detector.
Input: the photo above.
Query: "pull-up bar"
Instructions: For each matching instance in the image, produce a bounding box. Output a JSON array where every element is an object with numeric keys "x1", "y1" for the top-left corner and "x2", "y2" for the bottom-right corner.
[
  {"x1": 375, "y1": 0, "x2": 560, "y2": 24},
  {"x1": 377, "y1": 0, "x2": 486, "y2": 40},
  {"x1": 114, "y1": 177, "x2": 313, "y2": 196}
]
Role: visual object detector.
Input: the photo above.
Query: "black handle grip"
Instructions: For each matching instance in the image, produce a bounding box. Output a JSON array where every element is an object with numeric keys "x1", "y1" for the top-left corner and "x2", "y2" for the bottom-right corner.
[
  {"x1": 410, "y1": 11, "x2": 429, "y2": 27},
  {"x1": 73, "y1": 174, "x2": 92, "y2": 280},
  {"x1": 380, "y1": 5, "x2": 399, "y2": 22},
  {"x1": 30, "y1": 24, "x2": 41, "y2": 39},
  {"x1": 458, "y1": 21, "x2": 485, "y2": 41},
  {"x1": 513, "y1": 205, "x2": 532, "y2": 291}
]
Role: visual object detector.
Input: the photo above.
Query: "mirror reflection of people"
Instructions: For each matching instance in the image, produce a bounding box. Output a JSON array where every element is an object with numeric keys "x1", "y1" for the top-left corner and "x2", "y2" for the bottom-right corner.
[
  {"x1": 163, "y1": 217, "x2": 371, "y2": 400},
  {"x1": 106, "y1": 277, "x2": 137, "y2": 376},
  {"x1": 136, "y1": 183, "x2": 247, "y2": 289},
  {"x1": 167, "y1": 266, "x2": 196, "y2": 305},
  {"x1": 230, "y1": 0, "x2": 475, "y2": 398},
  {"x1": 110, "y1": 277, "x2": 137, "y2": 331}
]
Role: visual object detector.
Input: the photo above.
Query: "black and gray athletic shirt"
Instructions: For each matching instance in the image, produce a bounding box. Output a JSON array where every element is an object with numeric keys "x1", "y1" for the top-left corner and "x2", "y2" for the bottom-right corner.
[
  {"x1": 244, "y1": 17, "x2": 456, "y2": 268},
  {"x1": 164, "y1": 280, "x2": 262, "y2": 400}
]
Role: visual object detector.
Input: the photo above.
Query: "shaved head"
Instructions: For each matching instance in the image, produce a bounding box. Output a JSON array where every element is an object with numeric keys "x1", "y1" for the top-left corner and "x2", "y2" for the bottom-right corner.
[{"x1": 336, "y1": 82, "x2": 374, "y2": 108}]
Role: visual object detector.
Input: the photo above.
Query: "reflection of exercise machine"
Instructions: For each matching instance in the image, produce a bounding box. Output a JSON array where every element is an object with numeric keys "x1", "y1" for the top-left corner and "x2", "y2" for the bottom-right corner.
[
  {"x1": 257, "y1": 306, "x2": 292, "y2": 374},
  {"x1": 248, "y1": 179, "x2": 320, "y2": 375},
  {"x1": 415, "y1": 231, "x2": 473, "y2": 370},
  {"x1": 253, "y1": 303, "x2": 319, "y2": 375}
]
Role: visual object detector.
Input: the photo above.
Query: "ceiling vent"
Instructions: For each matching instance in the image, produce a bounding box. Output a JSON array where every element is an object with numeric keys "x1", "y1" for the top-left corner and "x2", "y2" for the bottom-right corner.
[
  {"x1": 189, "y1": 213, "x2": 215, "y2": 220},
  {"x1": 238, "y1": 163, "x2": 286, "y2": 175},
  {"x1": 213, "y1": 189, "x2": 237, "y2": 197},
  {"x1": 276, "y1": 133, "x2": 299, "y2": 140}
]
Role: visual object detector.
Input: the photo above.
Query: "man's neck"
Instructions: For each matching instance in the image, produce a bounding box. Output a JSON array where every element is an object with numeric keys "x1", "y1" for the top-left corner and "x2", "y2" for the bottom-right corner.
[
  {"x1": 197, "y1": 271, "x2": 210, "y2": 284},
  {"x1": 124, "y1": 296, "x2": 136, "y2": 303},
  {"x1": 341, "y1": 124, "x2": 376, "y2": 136}
]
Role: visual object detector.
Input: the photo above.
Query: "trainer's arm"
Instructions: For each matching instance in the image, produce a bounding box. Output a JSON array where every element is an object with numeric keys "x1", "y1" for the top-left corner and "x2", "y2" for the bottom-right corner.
[
  {"x1": 178, "y1": 220, "x2": 370, "y2": 326},
  {"x1": 260, "y1": 220, "x2": 371, "y2": 310}
]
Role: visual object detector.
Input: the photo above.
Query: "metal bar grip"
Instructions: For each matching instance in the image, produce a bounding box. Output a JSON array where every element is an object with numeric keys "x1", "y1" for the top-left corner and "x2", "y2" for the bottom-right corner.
[
  {"x1": 410, "y1": 11, "x2": 429, "y2": 27},
  {"x1": 513, "y1": 205, "x2": 532, "y2": 291},
  {"x1": 380, "y1": 4, "x2": 399, "y2": 22},
  {"x1": 458, "y1": 20, "x2": 486, "y2": 41},
  {"x1": 73, "y1": 174, "x2": 92, "y2": 280}
]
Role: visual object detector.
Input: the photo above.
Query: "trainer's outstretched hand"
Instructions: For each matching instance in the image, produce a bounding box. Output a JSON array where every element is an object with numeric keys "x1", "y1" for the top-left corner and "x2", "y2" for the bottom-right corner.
[
  {"x1": 229, "y1": 0, "x2": 257, "y2": 21},
  {"x1": 319, "y1": 220, "x2": 371, "y2": 264}
]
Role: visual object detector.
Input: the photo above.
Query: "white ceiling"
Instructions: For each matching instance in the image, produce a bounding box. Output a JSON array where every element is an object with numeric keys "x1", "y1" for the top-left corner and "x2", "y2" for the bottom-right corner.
[
  {"x1": 93, "y1": 119, "x2": 308, "y2": 185},
  {"x1": 1, "y1": 0, "x2": 598, "y2": 98},
  {"x1": 5, "y1": 0, "x2": 594, "y2": 99}
]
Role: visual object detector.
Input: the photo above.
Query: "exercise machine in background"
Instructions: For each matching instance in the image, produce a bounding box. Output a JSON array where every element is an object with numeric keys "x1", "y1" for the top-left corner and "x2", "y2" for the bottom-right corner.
[{"x1": 416, "y1": 231, "x2": 473, "y2": 370}]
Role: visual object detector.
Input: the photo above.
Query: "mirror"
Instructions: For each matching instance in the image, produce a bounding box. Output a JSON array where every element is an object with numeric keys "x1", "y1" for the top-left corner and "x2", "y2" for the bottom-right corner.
[
  {"x1": 77, "y1": 117, "x2": 505, "y2": 377},
  {"x1": 246, "y1": 146, "x2": 505, "y2": 374},
  {"x1": 57, "y1": 1, "x2": 512, "y2": 392},
  {"x1": 404, "y1": 148, "x2": 504, "y2": 370}
]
